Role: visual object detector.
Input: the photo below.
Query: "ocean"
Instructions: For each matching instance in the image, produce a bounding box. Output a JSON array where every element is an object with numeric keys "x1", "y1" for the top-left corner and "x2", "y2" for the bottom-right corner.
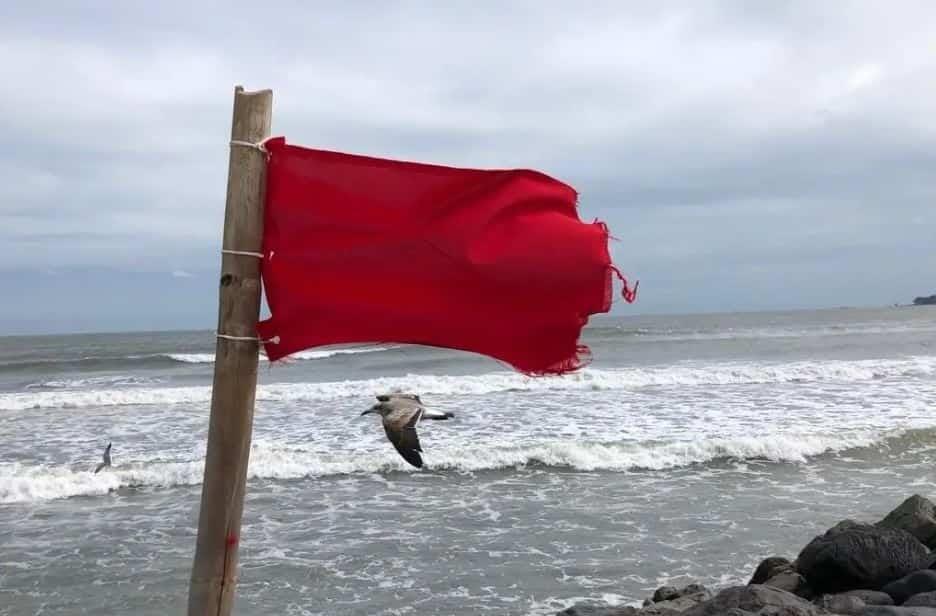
[{"x1": 1, "y1": 307, "x2": 935, "y2": 615}]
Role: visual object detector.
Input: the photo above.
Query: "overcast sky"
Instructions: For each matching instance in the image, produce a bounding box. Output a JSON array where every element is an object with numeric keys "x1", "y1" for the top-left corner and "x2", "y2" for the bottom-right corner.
[{"x1": 2, "y1": 1, "x2": 935, "y2": 334}]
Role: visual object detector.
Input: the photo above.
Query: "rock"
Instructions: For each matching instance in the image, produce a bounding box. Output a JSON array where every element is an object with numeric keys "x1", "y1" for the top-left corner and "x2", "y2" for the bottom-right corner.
[
  {"x1": 815, "y1": 593, "x2": 867, "y2": 615},
  {"x1": 797, "y1": 521, "x2": 930, "y2": 593},
  {"x1": 750, "y1": 557, "x2": 795, "y2": 585},
  {"x1": 638, "y1": 602, "x2": 690, "y2": 616},
  {"x1": 681, "y1": 584, "x2": 708, "y2": 597},
  {"x1": 763, "y1": 571, "x2": 814, "y2": 599},
  {"x1": 649, "y1": 583, "x2": 709, "y2": 601},
  {"x1": 683, "y1": 585, "x2": 823, "y2": 616},
  {"x1": 841, "y1": 591, "x2": 896, "y2": 606},
  {"x1": 877, "y1": 496, "x2": 936, "y2": 549},
  {"x1": 905, "y1": 593, "x2": 936, "y2": 608},
  {"x1": 636, "y1": 609, "x2": 678, "y2": 616},
  {"x1": 883, "y1": 571, "x2": 936, "y2": 605},
  {"x1": 556, "y1": 603, "x2": 638, "y2": 616},
  {"x1": 643, "y1": 589, "x2": 711, "y2": 615},
  {"x1": 862, "y1": 607, "x2": 936, "y2": 616},
  {"x1": 815, "y1": 590, "x2": 895, "y2": 613},
  {"x1": 645, "y1": 584, "x2": 710, "y2": 607},
  {"x1": 560, "y1": 585, "x2": 711, "y2": 616},
  {"x1": 828, "y1": 520, "x2": 865, "y2": 533}
]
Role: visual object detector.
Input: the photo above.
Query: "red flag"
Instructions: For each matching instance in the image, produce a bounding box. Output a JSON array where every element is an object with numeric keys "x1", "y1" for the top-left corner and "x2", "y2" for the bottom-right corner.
[{"x1": 256, "y1": 137, "x2": 635, "y2": 375}]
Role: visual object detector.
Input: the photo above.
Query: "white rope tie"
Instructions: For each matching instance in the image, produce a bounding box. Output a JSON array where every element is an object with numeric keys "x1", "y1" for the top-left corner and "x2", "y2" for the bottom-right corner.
[
  {"x1": 229, "y1": 137, "x2": 272, "y2": 153},
  {"x1": 216, "y1": 334, "x2": 280, "y2": 344},
  {"x1": 222, "y1": 249, "x2": 264, "y2": 259}
]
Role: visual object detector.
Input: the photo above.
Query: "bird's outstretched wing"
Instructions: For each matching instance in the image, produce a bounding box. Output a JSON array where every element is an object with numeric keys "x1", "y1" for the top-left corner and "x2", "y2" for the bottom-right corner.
[
  {"x1": 383, "y1": 407, "x2": 424, "y2": 468},
  {"x1": 94, "y1": 442, "x2": 112, "y2": 473}
]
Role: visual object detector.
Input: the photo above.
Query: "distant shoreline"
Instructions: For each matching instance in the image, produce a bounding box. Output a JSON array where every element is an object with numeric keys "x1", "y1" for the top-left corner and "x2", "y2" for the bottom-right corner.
[{"x1": 1, "y1": 304, "x2": 931, "y2": 339}]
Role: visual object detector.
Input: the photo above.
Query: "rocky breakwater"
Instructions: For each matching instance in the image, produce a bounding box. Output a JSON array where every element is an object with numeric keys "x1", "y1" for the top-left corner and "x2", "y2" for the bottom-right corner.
[{"x1": 558, "y1": 494, "x2": 936, "y2": 616}]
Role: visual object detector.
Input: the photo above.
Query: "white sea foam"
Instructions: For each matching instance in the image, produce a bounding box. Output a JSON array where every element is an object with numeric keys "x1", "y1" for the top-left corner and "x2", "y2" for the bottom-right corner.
[
  {"x1": 166, "y1": 345, "x2": 394, "y2": 364},
  {"x1": 163, "y1": 353, "x2": 215, "y2": 364},
  {"x1": 0, "y1": 430, "x2": 903, "y2": 504},
  {"x1": 3, "y1": 355, "x2": 934, "y2": 412},
  {"x1": 24, "y1": 375, "x2": 161, "y2": 390}
]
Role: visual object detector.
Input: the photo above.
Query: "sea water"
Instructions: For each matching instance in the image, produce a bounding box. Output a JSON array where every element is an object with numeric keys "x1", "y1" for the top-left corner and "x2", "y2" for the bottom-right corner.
[{"x1": 1, "y1": 307, "x2": 935, "y2": 615}]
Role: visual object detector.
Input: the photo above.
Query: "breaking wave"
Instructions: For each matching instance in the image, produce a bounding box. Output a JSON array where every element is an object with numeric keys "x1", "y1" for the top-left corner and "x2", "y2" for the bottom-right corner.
[
  {"x1": 3, "y1": 428, "x2": 930, "y2": 504},
  {"x1": 166, "y1": 345, "x2": 394, "y2": 364},
  {"x1": 24, "y1": 375, "x2": 163, "y2": 390},
  {"x1": 0, "y1": 345, "x2": 395, "y2": 374},
  {"x1": 3, "y1": 355, "x2": 934, "y2": 411}
]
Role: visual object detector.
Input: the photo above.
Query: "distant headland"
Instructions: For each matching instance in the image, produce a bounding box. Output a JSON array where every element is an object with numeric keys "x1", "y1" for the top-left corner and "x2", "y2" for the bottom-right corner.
[{"x1": 913, "y1": 294, "x2": 936, "y2": 306}]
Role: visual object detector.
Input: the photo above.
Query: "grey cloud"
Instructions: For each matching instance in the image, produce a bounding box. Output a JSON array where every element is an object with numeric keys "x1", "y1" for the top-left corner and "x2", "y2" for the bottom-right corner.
[{"x1": 2, "y1": 1, "x2": 935, "y2": 331}]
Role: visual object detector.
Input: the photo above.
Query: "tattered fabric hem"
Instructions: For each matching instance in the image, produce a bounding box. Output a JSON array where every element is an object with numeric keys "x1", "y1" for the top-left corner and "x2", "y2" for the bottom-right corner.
[{"x1": 518, "y1": 343, "x2": 594, "y2": 377}]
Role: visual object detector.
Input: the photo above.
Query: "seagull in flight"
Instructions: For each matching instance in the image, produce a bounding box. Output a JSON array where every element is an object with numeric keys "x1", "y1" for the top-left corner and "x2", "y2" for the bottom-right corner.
[
  {"x1": 361, "y1": 394, "x2": 454, "y2": 468},
  {"x1": 94, "y1": 442, "x2": 112, "y2": 474}
]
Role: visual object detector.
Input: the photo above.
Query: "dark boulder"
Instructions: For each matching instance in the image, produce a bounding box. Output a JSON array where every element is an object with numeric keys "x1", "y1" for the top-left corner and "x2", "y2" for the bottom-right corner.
[
  {"x1": 750, "y1": 557, "x2": 795, "y2": 585},
  {"x1": 797, "y1": 521, "x2": 930, "y2": 593},
  {"x1": 680, "y1": 584, "x2": 708, "y2": 597},
  {"x1": 645, "y1": 587, "x2": 711, "y2": 615},
  {"x1": 763, "y1": 571, "x2": 814, "y2": 599},
  {"x1": 560, "y1": 584, "x2": 710, "y2": 616},
  {"x1": 683, "y1": 585, "x2": 823, "y2": 616},
  {"x1": 556, "y1": 603, "x2": 638, "y2": 616},
  {"x1": 905, "y1": 593, "x2": 936, "y2": 608},
  {"x1": 842, "y1": 590, "x2": 896, "y2": 606},
  {"x1": 883, "y1": 571, "x2": 936, "y2": 605},
  {"x1": 652, "y1": 586, "x2": 679, "y2": 603},
  {"x1": 815, "y1": 593, "x2": 866, "y2": 615},
  {"x1": 877, "y1": 496, "x2": 936, "y2": 550},
  {"x1": 648, "y1": 584, "x2": 710, "y2": 604},
  {"x1": 862, "y1": 607, "x2": 936, "y2": 616},
  {"x1": 638, "y1": 602, "x2": 693, "y2": 616}
]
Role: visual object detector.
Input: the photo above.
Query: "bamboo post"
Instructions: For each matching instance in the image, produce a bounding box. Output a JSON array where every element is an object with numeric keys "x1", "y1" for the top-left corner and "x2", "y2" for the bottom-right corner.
[{"x1": 187, "y1": 85, "x2": 272, "y2": 616}]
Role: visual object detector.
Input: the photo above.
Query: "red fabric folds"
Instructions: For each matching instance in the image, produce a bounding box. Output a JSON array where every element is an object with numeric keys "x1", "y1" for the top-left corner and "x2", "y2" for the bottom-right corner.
[{"x1": 256, "y1": 137, "x2": 633, "y2": 375}]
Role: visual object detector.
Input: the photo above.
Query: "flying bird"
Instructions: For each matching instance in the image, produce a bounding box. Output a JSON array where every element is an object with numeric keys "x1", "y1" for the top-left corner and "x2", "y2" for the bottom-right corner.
[
  {"x1": 361, "y1": 394, "x2": 454, "y2": 468},
  {"x1": 94, "y1": 442, "x2": 112, "y2": 474}
]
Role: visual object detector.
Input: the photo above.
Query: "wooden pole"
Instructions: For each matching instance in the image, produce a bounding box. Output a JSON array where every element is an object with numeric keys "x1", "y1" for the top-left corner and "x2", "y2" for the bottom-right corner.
[{"x1": 187, "y1": 85, "x2": 272, "y2": 616}]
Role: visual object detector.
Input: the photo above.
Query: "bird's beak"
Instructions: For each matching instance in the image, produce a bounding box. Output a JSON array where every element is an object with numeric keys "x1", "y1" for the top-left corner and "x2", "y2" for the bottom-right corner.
[{"x1": 360, "y1": 409, "x2": 375, "y2": 416}]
